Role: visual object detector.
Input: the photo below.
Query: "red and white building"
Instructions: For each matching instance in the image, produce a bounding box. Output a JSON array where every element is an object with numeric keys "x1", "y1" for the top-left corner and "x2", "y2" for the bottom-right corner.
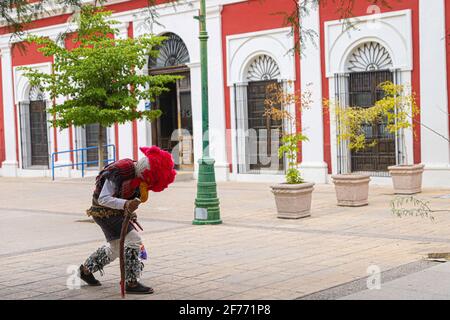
[{"x1": 1, "y1": 0, "x2": 449, "y2": 187}]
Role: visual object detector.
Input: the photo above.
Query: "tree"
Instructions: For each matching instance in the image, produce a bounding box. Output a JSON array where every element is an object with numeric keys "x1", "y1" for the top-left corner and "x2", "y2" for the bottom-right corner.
[
  {"x1": 20, "y1": 4, "x2": 180, "y2": 169},
  {"x1": 264, "y1": 81, "x2": 312, "y2": 184}
]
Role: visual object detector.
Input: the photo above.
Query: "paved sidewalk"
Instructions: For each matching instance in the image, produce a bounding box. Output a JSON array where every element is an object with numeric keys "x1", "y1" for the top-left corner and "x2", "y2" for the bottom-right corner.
[
  {"x1": 0, "y1": 177, "x2": 449, "y2": 300},
  {"x1": 342, "y1": 262, "x2": 450, "y2": 300}
]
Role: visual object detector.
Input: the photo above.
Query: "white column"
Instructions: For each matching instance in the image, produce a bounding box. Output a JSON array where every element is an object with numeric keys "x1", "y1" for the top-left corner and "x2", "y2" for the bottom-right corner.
[
  {"x1": 206, "y1": 5, "x2": 229, "y2": 181},
  {"x1": 298, "y1": 2, "x2": 328, "y2": 183},
  {"x1": 1, "y1": 45, "x2": 18, "y2": 176},
  {"x1": 117, "y1": 22, "x2": 134, "y2": 160},
  {"x1": 188, "y1": 62, "x2": 203, "y2": 179},
  {"x1": 137, "y1": 100, "x2": 150, "y2": 149},
  {"x1": 135, "y1": 64, "x2": 151, "y2": 152},
  {"x1": 419, "y1": 0, "x2": 450, "y2": 187}
]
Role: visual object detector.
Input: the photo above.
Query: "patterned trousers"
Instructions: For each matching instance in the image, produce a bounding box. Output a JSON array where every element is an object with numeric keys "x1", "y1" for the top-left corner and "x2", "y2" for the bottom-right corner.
[{"x1": 83, "y1": 230, "x2": 144, "y2": 283}]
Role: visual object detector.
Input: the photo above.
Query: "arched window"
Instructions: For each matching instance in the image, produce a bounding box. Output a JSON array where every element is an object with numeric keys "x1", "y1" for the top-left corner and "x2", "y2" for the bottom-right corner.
[
  {"x1": 347, "y1": 42, "x2": 393, "y2": 72},
  {"x1": 149, "y1": 32, "x2": 190, "y2": 72},
  {"x1": 19, "y1": 86, "x2": 49, "y2": 168},
  {"x1": 29, "y1": 86, "x2": 44, "y2": 101},
  {"x1": 236, "y1": 55, "x2": 283, "y2": 173},
  {"x1": 339, "y1": 41, "x2": 396, "y2": 175},
  {"x1": 246, "y1": 55, "x2": 281, "y2": 82}
]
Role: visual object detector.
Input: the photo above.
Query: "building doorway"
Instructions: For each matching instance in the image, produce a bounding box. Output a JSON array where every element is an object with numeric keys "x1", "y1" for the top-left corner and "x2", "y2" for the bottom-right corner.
[
  {"x1": 149, "y1": 32, "x2": 193, "y2": 171},
  {"x1": 19, "y1": 86, "x2": 49, "y2": 168},
  {"x1": 234, "y1": 54, "x2": 284, "y2": 174},
  {"x1": 348, "y1": 70, "x2": 395, "y2": 173},
  {"x1": 247, "y1": 80, "x2": 283, "y2": 172},
  {"x1": 336, "y1": 41, "x2": 397, "y2": 175},
  {"x1": 29, "y1": 99, "x2": 49, "y2": 166}
]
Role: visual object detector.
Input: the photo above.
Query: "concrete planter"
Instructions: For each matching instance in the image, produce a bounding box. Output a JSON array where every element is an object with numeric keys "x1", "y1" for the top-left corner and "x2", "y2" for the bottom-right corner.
[
  {"x1": 271, "y1": 182, "x2": 315, "y2": 219},
  {"x1": 388, "y1": 164, "x2": 425, "y2": 194},
  {"x1": 331, "y1": 174, "x2": 371, "y2": 207}
]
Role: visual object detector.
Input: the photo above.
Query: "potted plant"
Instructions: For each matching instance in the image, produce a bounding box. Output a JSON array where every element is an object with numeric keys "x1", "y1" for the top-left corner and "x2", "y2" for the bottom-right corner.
[
  {"x1": 380, "y1": 82, "x2": 423, "y2": 194},
  {"x1": 331, "y1": 99, "x2": 372, "y2": 206},
  {"x1": 264, "y1": 82, "x2": 314, "y2": 219}
]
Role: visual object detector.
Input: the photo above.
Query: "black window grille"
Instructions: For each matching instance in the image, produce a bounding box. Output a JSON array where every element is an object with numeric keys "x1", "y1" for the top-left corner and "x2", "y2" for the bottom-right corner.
[{"x1": 335, "y1": 70, "x2": 401, "y2": 176}]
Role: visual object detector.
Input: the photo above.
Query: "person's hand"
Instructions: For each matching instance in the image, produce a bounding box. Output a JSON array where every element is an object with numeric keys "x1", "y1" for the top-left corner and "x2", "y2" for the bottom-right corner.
[
  {"x1": 125, "y1": 198, "x2": 141, "y2": 213},
  {"x1": 129, "y1": 211, "x2": 138, "y2": 221}
]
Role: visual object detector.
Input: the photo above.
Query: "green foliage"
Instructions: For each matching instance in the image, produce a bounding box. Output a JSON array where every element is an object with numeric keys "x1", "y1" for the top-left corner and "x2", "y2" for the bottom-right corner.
[
  {"x1": 332, "y1": 81, "x2": 417, "y2": 151},
  {"x1": 20, "y1": 5, "x2": 179, "y2": 130},
  {"x1": 279, "y1": 133, "x2": 309, "y2": 184}
]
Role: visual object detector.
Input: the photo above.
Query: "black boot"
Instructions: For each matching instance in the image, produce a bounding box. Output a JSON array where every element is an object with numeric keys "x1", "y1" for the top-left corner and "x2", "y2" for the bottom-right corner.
[
  {"x1": 79, "y1": 265, "x2": 102, "y2": 286},
  {"x1": 126, "y1": 282, "x2": 154, "y2": 294}
]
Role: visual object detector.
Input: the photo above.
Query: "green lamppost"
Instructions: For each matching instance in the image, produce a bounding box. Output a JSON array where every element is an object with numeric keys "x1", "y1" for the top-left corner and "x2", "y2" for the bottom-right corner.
[{"x1": 193, "y1": 0, "x2": 222, "y2": 225}]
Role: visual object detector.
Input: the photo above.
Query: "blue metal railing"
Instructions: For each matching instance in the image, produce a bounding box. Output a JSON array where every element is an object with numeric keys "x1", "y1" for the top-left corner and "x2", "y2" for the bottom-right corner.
[{"x1": 51, "y1": 144, "x2": 116, "y2": 181}]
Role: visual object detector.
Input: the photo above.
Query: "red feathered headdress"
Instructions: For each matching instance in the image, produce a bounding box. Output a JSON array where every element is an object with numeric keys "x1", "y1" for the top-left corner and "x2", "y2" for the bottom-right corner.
[{"x1": 139, "y1": 146, "x2": 177, "y2": 192}]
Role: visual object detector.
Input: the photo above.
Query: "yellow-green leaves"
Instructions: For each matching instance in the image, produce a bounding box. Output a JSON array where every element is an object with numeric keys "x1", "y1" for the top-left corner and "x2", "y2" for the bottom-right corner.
[{"x1": 331, "y1": 81, "x2": 417, "y2": 151}]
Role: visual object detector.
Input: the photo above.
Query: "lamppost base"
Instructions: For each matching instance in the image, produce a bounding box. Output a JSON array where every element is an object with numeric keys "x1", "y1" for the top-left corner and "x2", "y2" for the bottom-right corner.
[
  {"x1": 193, "y1": 156, "x2": 222, "y2": 225},
  {"x1": 192, "y1": 219, "x2": 222, "y2": 225}
]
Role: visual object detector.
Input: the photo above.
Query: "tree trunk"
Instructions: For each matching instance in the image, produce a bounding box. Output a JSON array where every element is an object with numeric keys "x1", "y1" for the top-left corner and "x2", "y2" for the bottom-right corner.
[{"x1": 98, "y1": 124, "x2": 105, "y2": 171}]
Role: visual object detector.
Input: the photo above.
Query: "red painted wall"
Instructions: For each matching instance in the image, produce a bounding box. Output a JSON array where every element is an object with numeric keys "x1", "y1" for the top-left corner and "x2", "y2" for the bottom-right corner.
[
  {"x1": 1, "y1": 1, "x2": 173, "y2": 36},
  {"x1": 11, "y1": 41, "x2": 53, "y2": 67},
  {"x1": 0, "y1": 58, "x2": 4, "y2": 166},
  {"x1": 319, "y1": 0, "x2": 422, "y2": 171},
  {"x1": 221, "y1": 0, "x2": 301, "y2": 171}
]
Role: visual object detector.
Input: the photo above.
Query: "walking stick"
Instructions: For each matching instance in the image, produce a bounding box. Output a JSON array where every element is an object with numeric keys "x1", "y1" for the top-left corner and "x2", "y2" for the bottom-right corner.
[
  {"x1": 119, "y1": 199, "x2": 142, "y2": 298},
  {"x1": 119, "y1": 209, "x2": 131, "y2": 298}
]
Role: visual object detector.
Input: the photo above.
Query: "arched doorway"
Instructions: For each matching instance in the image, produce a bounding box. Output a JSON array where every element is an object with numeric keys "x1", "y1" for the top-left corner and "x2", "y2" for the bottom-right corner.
[
  {"x1": 19, "y1": 86, "x2": 49, "y2": 168},
  {"x1": 341, "y1": 41, "x2": 396, "y2": 174},
  {"x1": 234, "y1": 54, "x2": 284, "y2": 174},
  {"x1": 149, "y1": 32, "x2": 193, "y2": 170}
]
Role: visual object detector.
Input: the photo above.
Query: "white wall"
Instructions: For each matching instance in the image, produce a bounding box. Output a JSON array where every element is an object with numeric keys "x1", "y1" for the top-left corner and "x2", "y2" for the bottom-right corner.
[
  {"x1": 299, "y1": 2, "x2": 328, "y2": 183},
  {"x1": 419, "y1": 0, "x2": 450, "y2": 187},
  {"x1": 0, "y1": 45, "x2": 17, "y2": 176}
]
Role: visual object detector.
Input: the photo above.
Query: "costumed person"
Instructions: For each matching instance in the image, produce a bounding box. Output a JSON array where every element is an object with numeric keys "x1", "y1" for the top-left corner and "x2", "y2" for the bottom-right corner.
[{"x1": 78, "y1": 146, "x2": 176, "y2": 294}]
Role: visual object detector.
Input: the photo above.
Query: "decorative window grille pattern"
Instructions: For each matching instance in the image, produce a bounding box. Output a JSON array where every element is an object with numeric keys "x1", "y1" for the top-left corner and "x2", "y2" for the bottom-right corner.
[
  {"x1": 149, "y1": 33, "x2": 190, "y2": 69},
  {"x1": 29, "y1": 86, "x2": 44, "y2": 101},
  {"x1": 347, "y1": 42, "x2": 393, "y2": 72},
  {"x1": 246, "y1": 55, "x2": 281, "y2": 81}
]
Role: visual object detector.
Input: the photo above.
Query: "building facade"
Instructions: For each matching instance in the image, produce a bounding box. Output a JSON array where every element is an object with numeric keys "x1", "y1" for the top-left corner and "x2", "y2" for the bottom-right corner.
[{"x1": 0, "y1": 0, "x2": 449, "y2": 187}]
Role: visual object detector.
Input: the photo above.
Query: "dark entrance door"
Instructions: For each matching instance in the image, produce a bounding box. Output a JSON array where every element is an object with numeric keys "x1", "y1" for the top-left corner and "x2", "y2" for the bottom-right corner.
[
  {"x1": 247, "y1": 80, "x2": 283, "y2": 171},
  {"x1": 348, "y1": 70, "x2": 396, "y2": 173},
  {"x1": 29, "y1": 100, "x2": 49, "y2": 166},
  {"x1": 152, "y1": 73, "x2": 193, "y2": 170},
  {"x1": 85, "y1": 124, "x2": 107, "y2": 168},
  {"x1": 153, "y1": 81, "x2": 178, "y2": 152}
]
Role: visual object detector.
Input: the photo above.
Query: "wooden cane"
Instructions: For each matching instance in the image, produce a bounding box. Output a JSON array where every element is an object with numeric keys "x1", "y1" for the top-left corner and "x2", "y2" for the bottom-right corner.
[{"x1": 119, "y1": 210, "x2": 131, "y2": 298}]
